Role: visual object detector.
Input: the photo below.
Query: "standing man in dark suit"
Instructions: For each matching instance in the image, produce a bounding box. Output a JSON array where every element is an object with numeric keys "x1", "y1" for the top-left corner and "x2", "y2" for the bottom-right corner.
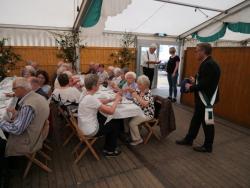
[{"x1": 176, "y1": 43, "x2": 221, "y2": 153}]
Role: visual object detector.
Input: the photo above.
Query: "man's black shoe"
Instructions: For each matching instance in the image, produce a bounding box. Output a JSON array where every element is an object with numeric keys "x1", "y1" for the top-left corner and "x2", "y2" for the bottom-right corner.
[
  {"x1": 193, "y1": 146, "x2": 212, "y2": 153},
  {"x1": 171, "y1": 98, "x2": 177, "y2": 103},
  {"x1": 176, "y1": 139, "x2": 193, "y2": 146}
]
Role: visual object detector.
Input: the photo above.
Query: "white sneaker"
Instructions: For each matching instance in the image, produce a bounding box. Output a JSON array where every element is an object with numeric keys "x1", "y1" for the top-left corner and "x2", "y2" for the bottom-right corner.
[{"x1": 130, "y1": 139, "x2": 143, "y2": 146}]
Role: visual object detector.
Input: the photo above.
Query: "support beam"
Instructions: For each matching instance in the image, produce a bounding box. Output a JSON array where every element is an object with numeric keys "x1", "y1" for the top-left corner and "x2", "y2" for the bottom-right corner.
[
  {"x1": 73, "y1": 0, "x2": 93, "y2": 31},
  {"x1": 0, "y1": 24, "x2": 72, "y2": 31},
  {"x1": 178, "y1": 0, "x2": 250, "y2": 39},
  {"x1": 154, "y1": 0, "x2": 225, "y2": 13}
]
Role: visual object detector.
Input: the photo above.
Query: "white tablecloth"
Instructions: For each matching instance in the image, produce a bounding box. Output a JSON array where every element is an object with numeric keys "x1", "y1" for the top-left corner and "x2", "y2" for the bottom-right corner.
[
  {"x1": 94, "y1": 86, "x2": 144, "y2": 124},
  {"x1": 0, "y1": 128, "x2": 6, "y2": 140},
  {"x1": 0, "y1": 77, "x2": 15, "y2": 140},
  {"x1": 0, "y1": 77, "x2": 15, "y2": 121}
]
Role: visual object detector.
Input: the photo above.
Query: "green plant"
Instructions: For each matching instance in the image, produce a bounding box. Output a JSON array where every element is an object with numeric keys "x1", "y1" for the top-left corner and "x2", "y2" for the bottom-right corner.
[
  {"x1": 51, "y1": 31, "x2": 84, "y2": 71},
  {"x1": 0, "y1": 38, "x2": 21, "y2": 81},
  {"x1": 110, "y1": 32, "x2": 136, "y2": 68}
]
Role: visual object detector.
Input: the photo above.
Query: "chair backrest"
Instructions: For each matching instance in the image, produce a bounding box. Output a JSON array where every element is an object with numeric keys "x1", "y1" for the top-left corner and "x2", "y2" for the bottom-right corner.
[
  {"x1": 153, "y1": 96, "x2": 162, "y2": 119},
  {"x1": 67, "y1": 109, "x2": 88, "y2": 141},
  {"x1": 41, "y1": 120, "x2": 50, "y2": 141}
]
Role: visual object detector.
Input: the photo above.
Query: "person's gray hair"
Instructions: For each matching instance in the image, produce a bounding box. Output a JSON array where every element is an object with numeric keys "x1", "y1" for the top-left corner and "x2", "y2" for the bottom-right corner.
[
  {"x1": 121, "y1": 67, "x2": 129, "y2": 74},
  {"x1": 125, "y1": 71, "x2": 136, "y2": 80},
  {"x1": 113, "y1": 67, "x2": 122, "y2": 76},
  {"x1": 84, "y1": 74, "x2": 99, "y2": 90},
  {"x1": 14, "y1": 77, "x2": 32, "y2": 90},
  {"x1": 137, "y1": 75, "x2": 150, "y2": 88},
  {"x1": 150, "y1": 43, "x2": 157, "y2": 49},
  {"x1": 21, "y1": 65, "x2": 36, "y2": 77}
]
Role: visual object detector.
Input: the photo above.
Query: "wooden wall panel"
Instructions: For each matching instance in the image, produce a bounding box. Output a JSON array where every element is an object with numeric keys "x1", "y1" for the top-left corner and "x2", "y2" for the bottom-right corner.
[
  {"x1": 80, "y1": 47, "x2": 136, "y2": 73},
  {"x1": 10, "y1": 47, "x2": 59, "y2": 78},
  {"x1": 8, "y1": 46, "x2": 136, "y2": 81},
  {"x1": 181, "y1": 47, "x2": 250, "y2": 127}
]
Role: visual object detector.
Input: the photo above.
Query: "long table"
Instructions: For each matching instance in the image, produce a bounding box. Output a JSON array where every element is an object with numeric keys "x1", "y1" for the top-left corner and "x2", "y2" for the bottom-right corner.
[
  {"x1": 93, "y1": 86, "x2": 144, "y2": 124},
  {"x1": 0, "y1": 77, "x2": 15, "y2": 140}
]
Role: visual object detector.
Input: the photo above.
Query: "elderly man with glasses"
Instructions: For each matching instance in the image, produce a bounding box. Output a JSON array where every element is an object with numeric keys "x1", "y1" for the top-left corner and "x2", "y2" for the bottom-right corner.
[{"x1": 0, "y1": 77, "x2": 49, "y2": 183}]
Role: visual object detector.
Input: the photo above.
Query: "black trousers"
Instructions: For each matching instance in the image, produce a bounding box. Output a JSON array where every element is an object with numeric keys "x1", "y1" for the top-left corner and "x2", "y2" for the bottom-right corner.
[
  {"x1": 143, "y1": 67, "x2": 154, "y2": 88},
  {"x1": 185, "y1": 102, "x2": 215, "y2": 149},
  {"x1": 0, "y1": 138, "x2": 9, "y2": 187},
  {"x1": 96, "y1": 113, "x2": 121, "y2": 152}
]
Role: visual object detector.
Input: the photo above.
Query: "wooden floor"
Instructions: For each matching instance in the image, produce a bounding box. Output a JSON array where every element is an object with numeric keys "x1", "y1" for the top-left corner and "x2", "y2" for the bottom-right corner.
[{"x1": 9, "y1": 104, "x2": 250, "y2": 188}]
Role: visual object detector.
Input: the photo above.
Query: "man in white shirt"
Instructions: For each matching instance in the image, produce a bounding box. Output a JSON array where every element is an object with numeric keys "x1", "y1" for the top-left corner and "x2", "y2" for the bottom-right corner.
[
  {"x1": 52, "y1": 73, "x2": 81, "y2": 105},
  {"x1": 141, "y1": 43, "x2": 160, "y2": 88}
]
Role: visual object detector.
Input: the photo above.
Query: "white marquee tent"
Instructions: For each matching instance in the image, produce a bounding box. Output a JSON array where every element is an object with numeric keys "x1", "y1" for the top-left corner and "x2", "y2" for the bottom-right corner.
[{"x1": 0, "y1": 0, "x2": 250, "y2": 44}]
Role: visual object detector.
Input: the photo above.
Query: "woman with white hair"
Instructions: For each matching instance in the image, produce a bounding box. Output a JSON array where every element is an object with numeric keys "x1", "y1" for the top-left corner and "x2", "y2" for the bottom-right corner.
[
  {"x1": 122, "y1": 71, "x2": 137, "y2": 100},
  {"x1": 110, "y1": 67, "x2": 129, "y2": 92},
  {"x1": 111, "y1": 67, "x2": 122, "y2": 85},
  {"x1": 21, "y1": 65, "x2": 36, "y2": 78},
  {"x1": 128, "y1": 75, "x2": 155, "y2": 146}
]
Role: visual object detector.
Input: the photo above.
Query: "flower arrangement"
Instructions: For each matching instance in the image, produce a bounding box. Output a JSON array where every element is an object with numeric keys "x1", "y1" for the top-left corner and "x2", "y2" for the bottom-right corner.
[
  {"x1": 110, "y1": 32, "x2": 136, "y2": 68},
  {"x1": 0, "y1": 38, "x2": 21, "y2": 81}
]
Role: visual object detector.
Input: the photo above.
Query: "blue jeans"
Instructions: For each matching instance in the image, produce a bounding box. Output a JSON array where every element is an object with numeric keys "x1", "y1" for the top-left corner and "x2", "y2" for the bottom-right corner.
[{"x1": 167, "y1": 73, "x2": 178, "y2": 98}]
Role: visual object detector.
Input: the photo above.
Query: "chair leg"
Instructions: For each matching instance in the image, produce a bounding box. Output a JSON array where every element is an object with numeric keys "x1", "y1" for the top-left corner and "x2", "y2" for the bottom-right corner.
[
  {"x1": 23, "y1": 153, "x2": 36, "y2": 178},
  {"x1": 144, "y1": 130, "x2": 153, "y2": 144},
  {"x1": 86, "y1": 138, "x2": 100, "y2": 161},
  {"x1": 72, "y1": 142, "x2": 82, "y2": 154},
  {"x1": 32, "y1": 158, "x2": 52, "y2": 173},
  {"x1": 23, "y1": 153, "x2": 52, "y2": 178},
  {"x1": 152, "y1": 130, "x2": 161, "y2": 140},
  {"x1": 38, "y1": 150, "x2": 52, "y2": 161},
  {"x1": 63, "y1": 131, "x2": 74, "y2": 146},
  {"x1": 74, "y1": 139, "x2": 99, "y2": 164},
  {"x1": 43, "y1": 143, "x2": 53, "y2": 151},
  {"x1": 74, "y1": 145, "x2": 89, "y2": 164}
]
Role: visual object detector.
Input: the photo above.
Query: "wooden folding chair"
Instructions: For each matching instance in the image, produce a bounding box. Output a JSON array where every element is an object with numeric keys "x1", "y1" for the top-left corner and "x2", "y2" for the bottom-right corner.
[
  {"x1": 140, "y1": 118, "x2": 161, "y2": 144},
  {"x1": 57, "y1": 105, "x2": 78, "y2": 147},
  {"x1": 68, "y1": 110, "x2": 100, "y2": 163},
  {"x1": 139, "y1": 99, "x2": 162, "y2": 144},
  {"x1": 23, "y1": 120, "x2": 52, "y2": 178}
]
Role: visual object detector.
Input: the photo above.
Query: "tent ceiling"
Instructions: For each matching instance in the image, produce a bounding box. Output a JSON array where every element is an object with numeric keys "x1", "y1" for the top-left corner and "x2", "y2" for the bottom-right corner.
[
  {"x1": 105, "y1": 0, "x2": 245, "y2": 36},
  {"x1": 0, "y1": 0, "x2": 82, "y2": 28},
  {"x1": 0, "y1": 0, "x2": 248, "y2": 41}
]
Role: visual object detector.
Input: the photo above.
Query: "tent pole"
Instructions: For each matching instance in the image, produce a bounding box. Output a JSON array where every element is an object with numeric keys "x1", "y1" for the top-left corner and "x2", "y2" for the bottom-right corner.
[
  {"x1": 178, "y1": 0, "x2": 250, "y2": 39},
  {"x1": 72, "y1": 0, "x2": 92, "y2": 73},
  {"x1": 154, "y1": 0, "x2": 225, "y2": 12}
]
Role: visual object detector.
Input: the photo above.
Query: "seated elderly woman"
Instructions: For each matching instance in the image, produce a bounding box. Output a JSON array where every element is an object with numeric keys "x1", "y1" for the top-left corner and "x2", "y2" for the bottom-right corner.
[
  {"x1": 107, "y1": 66, "x2": 115, "y2": 80},
  {"x1": 128, "y1": 75, "x2": 155, "y2": 146},
  {"x1": 78, "y1": 74, "x2": 122, "y2": 157},
  {"x1": 21, "y1": 65, "x2": 36, "y2": 78},
  {"x1": 110, "y1": 67, "x2": 129, "y2": 92},
  {"x1": 36, "y1": 70, "x2": 51, "y2": 96},
  {"x1": 111, "y1": 67, "x2": 122, "y2": 85},
  {"x1": 122, "y1": 71, "x2": 137, "y2": 100},
  {"x1": 52, "y1": 73, "x2": 81, "y2": 105}
]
